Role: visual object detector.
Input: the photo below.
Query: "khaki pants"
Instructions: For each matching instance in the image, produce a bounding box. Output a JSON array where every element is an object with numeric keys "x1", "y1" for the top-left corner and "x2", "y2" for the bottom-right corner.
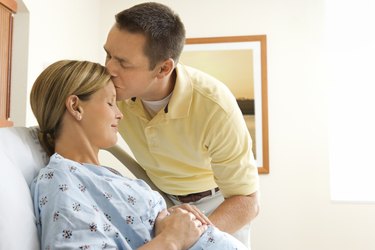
[{"x1": 167, "y1": 190, "x2": 251, "y2": 249}]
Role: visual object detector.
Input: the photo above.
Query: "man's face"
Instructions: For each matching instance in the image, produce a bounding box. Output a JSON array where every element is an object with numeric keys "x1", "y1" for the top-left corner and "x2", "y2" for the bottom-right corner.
[{"x1": 104, "y1": 25, "x2": 160, "y2": 101}]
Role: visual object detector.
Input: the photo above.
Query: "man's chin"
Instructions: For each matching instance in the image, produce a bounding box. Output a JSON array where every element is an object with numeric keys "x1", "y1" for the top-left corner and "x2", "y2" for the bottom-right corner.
[
  {"x1": 116, "y1": 95, "x2": 132, "y2": 101},
  {"x1": 115, "y1": 90, "x2": 130, "y2": 101}
]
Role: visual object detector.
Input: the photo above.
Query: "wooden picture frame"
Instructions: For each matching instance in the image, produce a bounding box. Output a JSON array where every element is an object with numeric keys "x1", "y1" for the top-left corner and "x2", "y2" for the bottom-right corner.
[{"x1": 0, "y1": 0, "x2": 17, "y2": 128}]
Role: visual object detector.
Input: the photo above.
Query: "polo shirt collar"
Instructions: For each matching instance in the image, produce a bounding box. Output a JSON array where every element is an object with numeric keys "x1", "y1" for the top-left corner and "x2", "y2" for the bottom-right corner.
[
  {"x1": 130, "y1": 63, "x2": 193, "y2": 119},
  {"x1": 167, "y1": 63, "x2": 193, "y2": 118}
]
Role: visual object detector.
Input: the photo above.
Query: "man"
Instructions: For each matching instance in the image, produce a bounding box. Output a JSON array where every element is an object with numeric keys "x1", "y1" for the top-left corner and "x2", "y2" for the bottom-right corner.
[{"x1": 104, "y1": 2, "x2": 260, "y2": 248}]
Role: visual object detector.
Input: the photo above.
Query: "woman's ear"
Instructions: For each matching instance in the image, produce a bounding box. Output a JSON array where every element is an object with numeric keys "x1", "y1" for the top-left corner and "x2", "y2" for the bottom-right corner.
[
  {"x1": 65, "y1": 95, "x2": 82, "y2": 121},
  {"x1": 156, "y1": 58, "x2": 175, "y2": 79}
]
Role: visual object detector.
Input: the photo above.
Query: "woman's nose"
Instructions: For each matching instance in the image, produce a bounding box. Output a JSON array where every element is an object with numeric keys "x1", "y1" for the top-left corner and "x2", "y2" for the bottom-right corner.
[{"x1": 116, "y1": 109, "x2": 124, "y2": 120}]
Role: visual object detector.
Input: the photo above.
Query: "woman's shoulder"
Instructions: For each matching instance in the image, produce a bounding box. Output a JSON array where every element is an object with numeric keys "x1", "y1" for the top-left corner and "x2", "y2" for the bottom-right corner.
[
  {"x1": 43, "y1": 153, "x2": 75, "y2": 170},
  {"x1": 32, "y1": 153, "x2": 81, "y2": 186}
]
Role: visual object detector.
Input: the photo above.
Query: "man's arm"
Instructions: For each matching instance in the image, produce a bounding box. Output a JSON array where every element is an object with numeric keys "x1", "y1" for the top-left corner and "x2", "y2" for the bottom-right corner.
[
  {"x1": 208, "y1": 191, "x2": 259, "y2": 233},
  {"x1": 106, "y1": 144, "x2": 174, "y2": 207}
]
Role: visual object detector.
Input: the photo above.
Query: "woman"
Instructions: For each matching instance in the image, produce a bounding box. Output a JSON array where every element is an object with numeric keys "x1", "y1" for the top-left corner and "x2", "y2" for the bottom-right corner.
[{"x1": 30, "y1": 60, "x2": 247, "y2": 250}]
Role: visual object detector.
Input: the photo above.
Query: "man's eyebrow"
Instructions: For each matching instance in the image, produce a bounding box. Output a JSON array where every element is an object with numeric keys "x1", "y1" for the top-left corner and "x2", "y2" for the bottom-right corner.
[{"x1": 103, "y1": 46, "x2": 128, "y2": 64}]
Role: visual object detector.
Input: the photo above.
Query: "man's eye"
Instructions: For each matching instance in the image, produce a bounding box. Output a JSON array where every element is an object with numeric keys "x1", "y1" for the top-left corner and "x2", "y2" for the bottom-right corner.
[
  {"x1": 108, "y1": 102, "x2": 113, "y2": 107},
  {"x1": 120, "y1": 62, "x2": 128, "y2": 69}
]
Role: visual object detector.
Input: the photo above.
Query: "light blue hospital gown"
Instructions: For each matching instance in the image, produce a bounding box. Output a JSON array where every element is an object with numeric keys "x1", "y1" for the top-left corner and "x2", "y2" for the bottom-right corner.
[{"x1": 31, "y1": 153, "x2": 247, "y2": 250}]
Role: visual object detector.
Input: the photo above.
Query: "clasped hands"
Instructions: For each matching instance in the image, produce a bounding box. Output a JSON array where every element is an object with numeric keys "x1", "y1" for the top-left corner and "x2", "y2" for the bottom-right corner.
[{"x1": 154, "y1": 204, "x2": 212, "y2": 250}]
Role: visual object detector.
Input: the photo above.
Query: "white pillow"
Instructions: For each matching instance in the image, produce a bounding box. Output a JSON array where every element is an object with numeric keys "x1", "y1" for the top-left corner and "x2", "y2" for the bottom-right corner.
[{"x1": 0, "y1": 127, "x2": 48, "y2": 250}]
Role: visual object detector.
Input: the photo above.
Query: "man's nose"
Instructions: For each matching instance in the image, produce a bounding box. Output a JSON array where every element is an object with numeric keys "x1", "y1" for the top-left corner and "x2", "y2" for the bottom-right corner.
[{"x1": 105, "y1": 59, "x2": 117, "y2": 77}]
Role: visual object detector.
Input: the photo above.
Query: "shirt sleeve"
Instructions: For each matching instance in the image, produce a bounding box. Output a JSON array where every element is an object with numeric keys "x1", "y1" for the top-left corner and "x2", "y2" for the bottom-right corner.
[{"x1": 206, "y1": 104, "x2": 259, "y2": 198}]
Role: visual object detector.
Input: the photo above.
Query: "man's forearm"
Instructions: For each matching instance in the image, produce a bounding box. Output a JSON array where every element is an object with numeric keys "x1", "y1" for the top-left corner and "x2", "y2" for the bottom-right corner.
[{"x1": 208, "y1": 191, "x2": 259, "y2": 233}]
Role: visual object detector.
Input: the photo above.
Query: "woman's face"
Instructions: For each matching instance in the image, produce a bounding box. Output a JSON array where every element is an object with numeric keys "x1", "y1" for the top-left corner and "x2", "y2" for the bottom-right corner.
[{"x1": 79, "y1": 81, "x2": 123, "y2": 149}]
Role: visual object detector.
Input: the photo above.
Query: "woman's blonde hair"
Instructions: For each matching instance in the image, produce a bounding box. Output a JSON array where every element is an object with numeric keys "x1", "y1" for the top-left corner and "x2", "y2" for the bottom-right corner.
[{"x1": 30, "y1": 60, "x2": 111, "y2": 156}]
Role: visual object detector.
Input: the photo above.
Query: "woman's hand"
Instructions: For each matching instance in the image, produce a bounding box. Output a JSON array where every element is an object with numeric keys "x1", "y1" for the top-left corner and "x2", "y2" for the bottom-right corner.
[{"x1": 152, "y1": 208, "x2": 208, "y2": 250}]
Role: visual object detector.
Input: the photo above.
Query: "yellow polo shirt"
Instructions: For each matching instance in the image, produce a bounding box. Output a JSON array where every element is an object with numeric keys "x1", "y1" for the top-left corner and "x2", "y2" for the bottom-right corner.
[{"x1": 117, "y1": 64, "x2": 259, "y2": 198}]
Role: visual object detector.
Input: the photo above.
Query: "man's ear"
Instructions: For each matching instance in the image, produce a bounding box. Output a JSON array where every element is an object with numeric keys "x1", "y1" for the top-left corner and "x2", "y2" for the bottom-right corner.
[
  {"x1": 156, "y1": 58, "x2": 175, "y2": 79},
  {"x1": 65, "y1": 95, "x2": 82, "y2": 121}
]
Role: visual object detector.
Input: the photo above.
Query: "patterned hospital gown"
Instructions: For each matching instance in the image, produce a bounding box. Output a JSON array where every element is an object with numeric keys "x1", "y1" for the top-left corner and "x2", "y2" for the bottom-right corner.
[{"x1": 31, "y1": 153, "x2": 247, "y2": 250}]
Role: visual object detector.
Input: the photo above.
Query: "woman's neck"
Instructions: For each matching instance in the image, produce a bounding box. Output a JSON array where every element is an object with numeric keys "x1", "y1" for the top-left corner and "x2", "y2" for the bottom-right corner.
[
  {"x1": 55, "y1": 145, "x2": 100, "y2": 166},
  {"x1": 54, "y1": 122, "x2": 100, "y2": 166}
]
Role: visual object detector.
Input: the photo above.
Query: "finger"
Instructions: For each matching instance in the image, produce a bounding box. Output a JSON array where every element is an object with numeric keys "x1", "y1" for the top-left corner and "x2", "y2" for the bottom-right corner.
[
  {"x1": 171, "y1": 204, "x2": 212, "y2": 225},
  {"x1": 188, "y1": 212, "x2": 196, "y2": 221},
  {"x1": 192, "y1": 208, "x2": 212, "y2": 225},
  {"x1": 174, "y1": 204, "x2": 205, "y2": 222},
  {"x1": 186, "y1": 205, "x2": 212, "y2": 225},
  {"x1": 193, "y1": 218, "x2": 203, "y2": 228},
  {"x1": 156, "y1": 209, "x2": 169, "y2": 220},
  {"x1": 198, "y1": 224, "x2": 208, "y2": 236}
]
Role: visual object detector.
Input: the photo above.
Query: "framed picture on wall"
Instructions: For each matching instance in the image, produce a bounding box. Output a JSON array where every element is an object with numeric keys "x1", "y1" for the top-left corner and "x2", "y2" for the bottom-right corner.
[{"x1": 180, "y1": 35, "x2": 269, "y2": 174}]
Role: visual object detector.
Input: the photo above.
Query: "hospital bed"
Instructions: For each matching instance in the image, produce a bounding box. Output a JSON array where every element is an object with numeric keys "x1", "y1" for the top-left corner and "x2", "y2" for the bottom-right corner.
[{"x1": 0, "y1": 126, "x2": 172, "y2": 249}]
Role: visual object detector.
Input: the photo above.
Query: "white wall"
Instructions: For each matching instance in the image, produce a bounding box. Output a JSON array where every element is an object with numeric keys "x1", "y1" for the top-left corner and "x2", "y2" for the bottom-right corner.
[
  {"x1": 11, "y1": 0, "x2": 103, "y2": 126},
  {"x1": 327, "y1": 0, "x2": 375, "y2": 203},
  {"x1": 10, "y1": 0, "x2": 375, "y2": 249}
]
